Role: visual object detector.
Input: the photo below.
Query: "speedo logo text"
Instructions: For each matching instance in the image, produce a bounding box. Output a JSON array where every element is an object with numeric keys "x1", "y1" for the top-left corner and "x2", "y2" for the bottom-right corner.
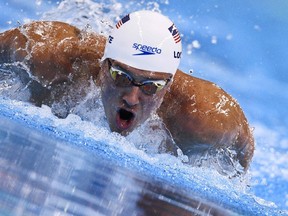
[{"x1": 132, "y1": 43, "x2": 162, "y2": 56}]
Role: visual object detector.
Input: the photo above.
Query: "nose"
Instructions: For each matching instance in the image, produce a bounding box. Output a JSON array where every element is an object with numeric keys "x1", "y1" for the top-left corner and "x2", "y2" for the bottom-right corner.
[{"x1": 123, "y1": 86, "x2": 141, "y2": 107}]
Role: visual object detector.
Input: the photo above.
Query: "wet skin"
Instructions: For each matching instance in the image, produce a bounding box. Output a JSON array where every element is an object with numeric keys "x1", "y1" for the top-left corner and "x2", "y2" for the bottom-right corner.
[
  {"x1": 99, "y1": 59, "x2": 172, "y2": 135},
  {"x1": 0, "y1": 21, "x2": 255, "y2": 172}
]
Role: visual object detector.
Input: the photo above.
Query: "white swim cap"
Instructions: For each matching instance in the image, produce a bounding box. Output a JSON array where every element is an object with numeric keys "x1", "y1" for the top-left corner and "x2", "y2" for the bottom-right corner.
[{"x1": 102, "y1": 10, "x2": 182, "y2": 75}]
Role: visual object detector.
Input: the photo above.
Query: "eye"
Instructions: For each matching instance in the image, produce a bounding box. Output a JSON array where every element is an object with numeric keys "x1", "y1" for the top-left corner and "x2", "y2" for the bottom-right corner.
[
  {"x1": 110, "y1": 69, "x2": 118, "y2": 80},
  {"x1": 110, "y1": 67, "x2": 132, "y2": 87},
  {"x1": 141, "y1": 80, "x2": 167, "y2": 95},
  {"x1": 153, "y1": 80, "x2": 167, "y2": 91}
]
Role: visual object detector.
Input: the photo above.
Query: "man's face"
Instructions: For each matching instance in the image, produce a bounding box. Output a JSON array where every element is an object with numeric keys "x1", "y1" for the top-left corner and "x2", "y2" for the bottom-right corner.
[{"x1": 100, "y1": 59, "x2": 172, "y2": 136}]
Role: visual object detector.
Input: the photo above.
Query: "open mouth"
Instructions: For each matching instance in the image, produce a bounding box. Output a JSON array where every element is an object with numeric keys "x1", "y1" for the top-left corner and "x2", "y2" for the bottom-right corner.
[{"x1": 116, "y1": 108, "x2": 135, "y2": 131}]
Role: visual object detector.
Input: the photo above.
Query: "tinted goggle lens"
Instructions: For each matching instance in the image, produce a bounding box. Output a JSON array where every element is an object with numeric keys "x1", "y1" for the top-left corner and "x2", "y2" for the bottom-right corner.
[{"x1": 109, "y1": 67, "x2": 167, "y2": 95}]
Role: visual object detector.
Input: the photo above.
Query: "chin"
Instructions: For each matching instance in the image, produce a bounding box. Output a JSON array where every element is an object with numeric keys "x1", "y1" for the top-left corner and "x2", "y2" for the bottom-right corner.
[
  {"x1": 111, "y1": 122, "x2": 136, "y2": 136},
  {"x1": 119, "y1": 128, "x2": 134, "y2": 136}
]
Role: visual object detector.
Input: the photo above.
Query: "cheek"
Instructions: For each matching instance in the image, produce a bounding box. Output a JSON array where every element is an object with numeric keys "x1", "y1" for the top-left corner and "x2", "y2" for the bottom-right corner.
[
  {"x1": 100, "y1": 74, "x2": 118, "y2": 105},
  {"x1": 142, "y1": 93, "x2": 164, "y2": 113}
]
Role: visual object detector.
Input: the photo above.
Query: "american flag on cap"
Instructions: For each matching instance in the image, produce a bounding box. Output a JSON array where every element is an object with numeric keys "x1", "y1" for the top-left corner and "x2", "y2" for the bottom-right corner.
[
  {"x1": 116, "y1": 14, "x2": 130, "y2": 29},
  {"x1": 168, "y1": 24, "x2": 181, "y2": 43}
]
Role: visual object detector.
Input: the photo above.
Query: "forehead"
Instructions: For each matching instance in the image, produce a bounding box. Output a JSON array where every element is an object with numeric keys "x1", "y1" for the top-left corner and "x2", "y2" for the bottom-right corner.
[{"x1": 110, "y1": 59, "x2": 172, "y2": 80}]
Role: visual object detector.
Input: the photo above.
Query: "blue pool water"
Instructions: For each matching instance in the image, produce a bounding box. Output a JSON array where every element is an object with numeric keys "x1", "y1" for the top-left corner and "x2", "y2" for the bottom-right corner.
[
  {"x1": 0, "y1": 100, "x2": 237, "y2": 215},
  {"x1": 0, "y1": 0, "x2": 288, "y2": 215}
]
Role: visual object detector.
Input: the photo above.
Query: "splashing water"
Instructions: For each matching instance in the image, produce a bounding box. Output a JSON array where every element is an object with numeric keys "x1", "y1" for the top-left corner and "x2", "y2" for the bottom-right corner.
[{"x1": 0, "y1": 0, "x2": 288, "y2": 215}]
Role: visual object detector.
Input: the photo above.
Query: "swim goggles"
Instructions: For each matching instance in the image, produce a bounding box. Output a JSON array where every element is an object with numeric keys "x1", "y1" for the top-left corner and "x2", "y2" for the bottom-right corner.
[{"x1": 109, "y1": 66, "x2": 171, "y2": 95}]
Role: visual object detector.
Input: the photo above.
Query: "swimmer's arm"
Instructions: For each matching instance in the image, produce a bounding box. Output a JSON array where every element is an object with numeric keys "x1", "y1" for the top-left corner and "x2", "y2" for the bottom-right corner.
[
  {"x1": 0, "y1": 28, "x2": 27, "y2": 64},
  {"x1": 159, "y1": 69, "x2": 255, "y2": 171},
  {"x1": 0, "y1": 21, "x2": 106, "y2": 84}
]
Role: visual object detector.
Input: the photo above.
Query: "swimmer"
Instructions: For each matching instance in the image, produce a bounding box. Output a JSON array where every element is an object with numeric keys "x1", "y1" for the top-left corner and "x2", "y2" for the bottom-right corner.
[{"x1": 0, "y1": 11, "x2": 254, "y2": 175}]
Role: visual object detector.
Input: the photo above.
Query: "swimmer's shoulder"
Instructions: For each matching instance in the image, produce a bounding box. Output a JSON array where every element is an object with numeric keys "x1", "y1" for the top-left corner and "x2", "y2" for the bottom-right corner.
[
  {"x1": 171, "y1": 69, "x2": 231, "y2": 102},
  {"x1": 0, "y1": 21, "x2": 107, "y2": 84}
]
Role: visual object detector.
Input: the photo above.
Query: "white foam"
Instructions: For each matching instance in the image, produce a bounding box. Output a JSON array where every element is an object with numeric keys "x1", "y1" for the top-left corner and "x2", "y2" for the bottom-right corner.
[
  {"x1": 251, "y1": 122, "x2": 288, "y2": 180},
  {"x1": 0, "y1": 96, "x2": 252, "y2": 199}
]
